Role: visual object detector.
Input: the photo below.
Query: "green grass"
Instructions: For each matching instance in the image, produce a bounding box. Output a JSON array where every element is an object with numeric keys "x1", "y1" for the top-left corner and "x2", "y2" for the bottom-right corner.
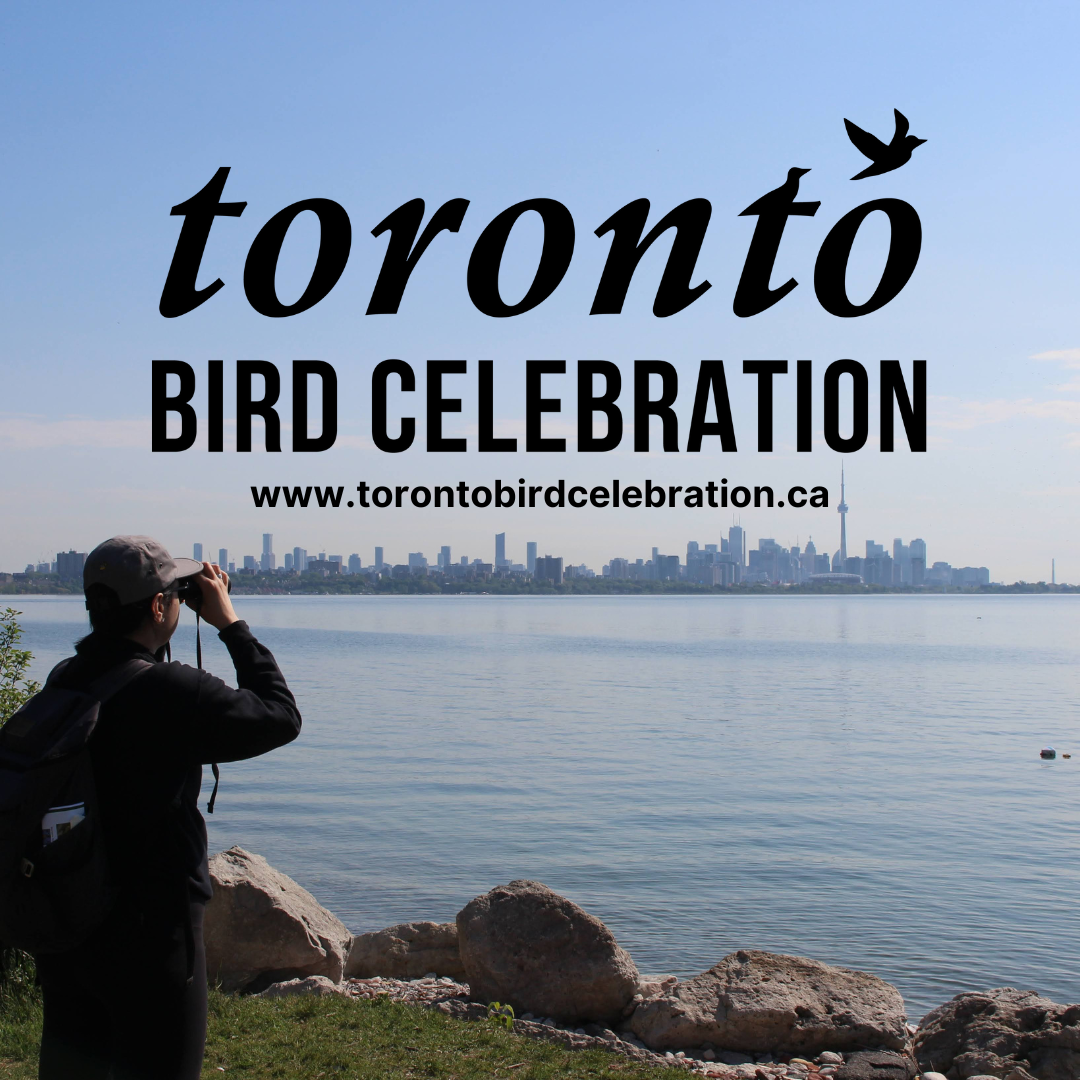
[
  {"x1": 0, "y1": 950, "x2": 42, "y2": 1076},
  {"x1": 1, "y1": 970, "x2": 675, "y2": 1080}
]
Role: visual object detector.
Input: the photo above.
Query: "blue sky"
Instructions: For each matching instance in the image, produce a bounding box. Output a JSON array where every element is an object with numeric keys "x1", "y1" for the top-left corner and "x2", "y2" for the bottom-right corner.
[{"x1": 3, "y1": 2, "x2": 1079, "y2": 580}]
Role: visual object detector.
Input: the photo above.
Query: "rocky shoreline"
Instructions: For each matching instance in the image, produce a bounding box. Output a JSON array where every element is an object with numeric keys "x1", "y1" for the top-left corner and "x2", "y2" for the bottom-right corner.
[
  {"x1": 258, "y1": 972, "x2": 886, "y2": 1080},
  {"x1": 204, "y1": 847, "x2": 1079, "y2": 1080}
]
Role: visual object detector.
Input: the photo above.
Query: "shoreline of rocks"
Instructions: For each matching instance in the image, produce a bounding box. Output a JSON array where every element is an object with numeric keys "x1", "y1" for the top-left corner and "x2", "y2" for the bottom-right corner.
[
  {"x1": 257, "y1": 973, "x2": 872, "y2": 1079},
  {"x1": 204, "y1": 847, "x2": 1078, "y2": 1080}
]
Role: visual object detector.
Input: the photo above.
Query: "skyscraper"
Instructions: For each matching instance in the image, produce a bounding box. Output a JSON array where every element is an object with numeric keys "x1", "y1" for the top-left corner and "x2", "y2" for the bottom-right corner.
[
  {"x1": 193, "y1": 543, "x2": 203, "y2": 561},
  {"x1": 495, "y1": 532, "x2": 506, "y2": 567},
  {"x1": 293, "y1": 547, "x2": 307, "y2": 573},
  {"x1": 56, "y1": 550, "x2": 86, "y2": 579},
  {"x1": 526, "y1": 541, "x2": 537, "y2": 574},
  {"x1": 535, "y1": 556, "x2": 563, "y2": 585},
  {"x1": 260, "y1": 533, "x2": 275, "y2": 572},
  {"x1": 909, "y1": 538, "x2": 926, "y2": 565},
  {"x1": 892, "y1": 538, "x2": 911, "y2": 584},
  {"x1": 440, "y1": 545, "x2": 451, "y2": 569},
  {"x1": 374, "y1": 546, "x2": 384, "y2": 571},
  {"x1": 728, "y1": 526, "x2": 745, "y2": 567},
  {"x1": 837, "y1": 466, "x2": 848, "y2": 565},
  {"x1": 218, "y1": 548, "x2": 228, "y2": 569}
]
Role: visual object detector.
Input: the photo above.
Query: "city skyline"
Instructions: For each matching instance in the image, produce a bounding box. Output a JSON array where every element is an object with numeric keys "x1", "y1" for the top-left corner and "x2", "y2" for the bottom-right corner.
[
  {"x1": 7, "y1": 512, "x2": 1021, "y2": 584},
  {"x1": 13, "y1": 506, "x2": 999, "y2": 587}
]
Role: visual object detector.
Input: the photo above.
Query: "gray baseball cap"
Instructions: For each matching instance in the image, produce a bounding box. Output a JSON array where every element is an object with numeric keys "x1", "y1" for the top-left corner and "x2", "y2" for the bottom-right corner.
[{"x1": 83, "y1": 536, "x2": 203, "y2": 605}]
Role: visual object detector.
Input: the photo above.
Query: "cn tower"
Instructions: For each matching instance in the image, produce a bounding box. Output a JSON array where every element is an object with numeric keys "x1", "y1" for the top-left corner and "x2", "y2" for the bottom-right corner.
[{"x1": 837, "y1": 464, "x2": 848, "y2": 565}]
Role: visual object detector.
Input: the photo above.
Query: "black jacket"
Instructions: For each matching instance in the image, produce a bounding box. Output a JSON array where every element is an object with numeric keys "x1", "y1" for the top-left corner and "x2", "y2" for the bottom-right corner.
[{"x1": 52, "y1": 620, "x2": 301, "y2": 905}]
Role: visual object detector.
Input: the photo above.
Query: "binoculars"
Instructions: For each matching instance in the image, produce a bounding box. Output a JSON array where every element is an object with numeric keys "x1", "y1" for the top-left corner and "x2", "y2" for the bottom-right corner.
[{"x1": 176, "y1": 572, "x2": 232, "y2": 613}]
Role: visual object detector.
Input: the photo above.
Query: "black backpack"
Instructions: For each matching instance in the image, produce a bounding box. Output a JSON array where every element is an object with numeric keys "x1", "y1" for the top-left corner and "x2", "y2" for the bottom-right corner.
[{"x1": 0, "y1": 658, "x2": 151, "y2": 954}]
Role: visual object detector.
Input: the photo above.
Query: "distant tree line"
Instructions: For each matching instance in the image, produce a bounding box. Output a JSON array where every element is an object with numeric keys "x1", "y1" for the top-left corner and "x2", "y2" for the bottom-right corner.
[{"x1": 2, "y1": 572, "x2": 1075, "y2": 598}]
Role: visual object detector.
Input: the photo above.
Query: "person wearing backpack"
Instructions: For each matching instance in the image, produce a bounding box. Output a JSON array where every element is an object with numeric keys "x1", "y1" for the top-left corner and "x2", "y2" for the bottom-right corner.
[{"x1": 27, "y1": 535, "x2": 302, "y2": 1080}]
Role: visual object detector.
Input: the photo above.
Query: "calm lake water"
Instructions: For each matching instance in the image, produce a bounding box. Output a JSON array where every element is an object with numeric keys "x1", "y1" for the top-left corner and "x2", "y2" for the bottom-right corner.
[{"x1": 11, "y1": 593, "x2": 1080, "y2": 1019}]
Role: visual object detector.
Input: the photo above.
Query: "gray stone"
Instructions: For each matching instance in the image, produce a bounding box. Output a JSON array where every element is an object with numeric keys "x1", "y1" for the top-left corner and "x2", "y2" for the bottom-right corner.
[
  {"x1": 205, "y1": 846, "x2": 352, "y2": 993},
  {"x1": 628, "y1": 949, "x2": 908, "y2": 1056},
  {"x1": 915, "y1": 987, "x2": 1080, "y2": 1080},
  {"x1": 256, "y1": 975, "x2": 344, "y2": 998},
  {"x1": 834, "y1": 1050, "x2": 916, "y2": 1079},
  {"x1": 820, "y1": 1052, "x2": 845, "y2": 1064},
  {"x1": 344, "y1": 921, "x2": 464, "y2": 980},
  {"x1": 718, "y1": 1050, "x2": 756, "y2": 1064},
  {"x1": 456, "y1": 879, "x2": 639, "y2": 1025},
  {"x1": 638, "y1": 974, "x2": 679, "y2": 998}
]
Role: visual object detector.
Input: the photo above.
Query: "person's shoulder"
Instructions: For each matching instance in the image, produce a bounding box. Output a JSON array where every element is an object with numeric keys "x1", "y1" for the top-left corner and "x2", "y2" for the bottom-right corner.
[
  {"x1": 155, "y1": 658, "x2": 207, "y2": 679},
  {"x1": 128, "y1": 659, "x2": 204, "y2": 694}
]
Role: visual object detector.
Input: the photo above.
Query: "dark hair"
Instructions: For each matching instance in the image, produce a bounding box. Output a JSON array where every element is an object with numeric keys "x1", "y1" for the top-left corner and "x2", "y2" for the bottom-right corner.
[{"x1": 84, "y1": 583, "x2": 173, "y2": 638}]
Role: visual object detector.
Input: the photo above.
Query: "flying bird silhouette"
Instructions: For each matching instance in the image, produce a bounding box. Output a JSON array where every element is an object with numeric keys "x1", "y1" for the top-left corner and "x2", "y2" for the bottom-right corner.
[{"x1": 843, "y1": 109, "x2": 925, "y2": 179}]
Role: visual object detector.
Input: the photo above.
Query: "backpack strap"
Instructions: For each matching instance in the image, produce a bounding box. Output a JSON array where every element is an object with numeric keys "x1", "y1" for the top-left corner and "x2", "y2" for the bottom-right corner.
[
  {"x1": 193, "y1": 615, "x2": 221, "y2": 816},
  {"x1": 206, "y1": 763, "x2": 220, "y2": 814},
  {"x1": 43, "y1": 658, "x2": 74, "y2": 687},
  {"x1": 43, "y1": 656, "x2": 153, "y2": 701},
  {"x1": 85, "y1": 658, "x2": 155, "y2": 703}
]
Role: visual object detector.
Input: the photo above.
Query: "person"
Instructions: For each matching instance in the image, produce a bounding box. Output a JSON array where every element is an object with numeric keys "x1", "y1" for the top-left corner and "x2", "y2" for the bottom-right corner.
[{"x1": 33, "y1": 535, "x2": 302, "y2": 1080}]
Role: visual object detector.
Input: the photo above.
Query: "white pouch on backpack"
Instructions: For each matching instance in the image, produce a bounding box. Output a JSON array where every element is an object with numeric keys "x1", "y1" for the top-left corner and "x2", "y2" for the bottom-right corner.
[{"x1": 41, "y1": 802, "x2": 86, "y2": 846}]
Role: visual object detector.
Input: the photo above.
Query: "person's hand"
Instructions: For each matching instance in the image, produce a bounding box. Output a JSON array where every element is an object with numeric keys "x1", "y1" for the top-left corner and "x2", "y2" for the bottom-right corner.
[{"x1": 189, "y1": 562, "x2": 239, "y2": 630}]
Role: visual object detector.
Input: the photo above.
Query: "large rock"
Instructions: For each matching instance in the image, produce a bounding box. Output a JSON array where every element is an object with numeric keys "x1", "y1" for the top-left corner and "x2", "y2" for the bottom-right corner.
[
  {"x1": 256, "y1": 975, "x2": 345, "y2": 998},
  {"x1": 915, "y1": 988, "x2": 1080, "y2": 1080},
  {"x1": 628, "y1": 950, "x2": 908, "y2": 1055},
  {"x1": 345, "y1": 921, "x2": 465, "y2": 980},
  {"x1": 205, "y1": 846, "x2": 352, "y2": 993},
  {"x1": 834, "y1": 1049, "x2": 917, "y2": 1079},
  {"x1": 456, "y1": 879, "x2": 639, "y2": 1025}
]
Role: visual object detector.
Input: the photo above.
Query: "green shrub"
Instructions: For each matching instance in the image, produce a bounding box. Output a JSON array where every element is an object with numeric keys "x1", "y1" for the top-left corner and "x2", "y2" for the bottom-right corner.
[
  {"x1": 0, "y1": 608, "x2": 41, "y2": 1006},
  {"x1": 0, "y1": 607, "x2": 40, "y2": 728}
]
